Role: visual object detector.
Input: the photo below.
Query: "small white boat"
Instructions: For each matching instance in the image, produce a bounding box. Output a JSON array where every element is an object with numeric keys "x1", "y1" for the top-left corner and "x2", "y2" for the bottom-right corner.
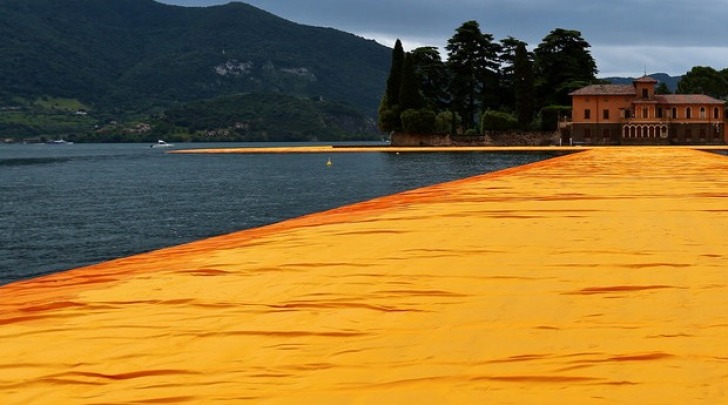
[
  {"x1": 47, "y1": 139, "x2": 73, "y2": 145},
  {"x1": 150, "y1": 140, "x2": 174, "y2": 148}
]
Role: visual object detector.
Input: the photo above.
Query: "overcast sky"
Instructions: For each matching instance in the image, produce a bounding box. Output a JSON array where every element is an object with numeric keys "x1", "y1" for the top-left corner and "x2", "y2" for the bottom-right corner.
[{"x1": 160, "y1": 0, "x2": 728, "y2": 77}]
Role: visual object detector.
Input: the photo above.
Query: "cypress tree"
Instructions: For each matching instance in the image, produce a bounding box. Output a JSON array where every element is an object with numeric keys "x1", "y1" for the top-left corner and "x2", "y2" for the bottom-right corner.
[
  {"x1": 378, "y1": 39, "x2": 405, "y2": 132},
  {"x1": 385, "y1": 39, "x2": 405, "y2": 109},
  {"x1": 513, "y1": 42, "x2": 535, "y2": 128},
  {"x1": 398, "y1": 52, "x2": 425, "y2": 111}
]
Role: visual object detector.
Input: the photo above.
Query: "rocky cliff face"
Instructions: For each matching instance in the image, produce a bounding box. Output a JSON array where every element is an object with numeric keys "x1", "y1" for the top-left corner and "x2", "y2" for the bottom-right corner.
[{"x1": 214, "y1": 60, "x2": 254, "y2": 76}]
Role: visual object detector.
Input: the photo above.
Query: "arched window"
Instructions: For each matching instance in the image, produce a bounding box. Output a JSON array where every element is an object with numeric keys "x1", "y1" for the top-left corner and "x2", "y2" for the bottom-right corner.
[
  {"x1": 714, "y1": 107, "x2": 720, "y2": 119},
  {"x1": 700, "y1": 107, "x2": 706, "y2": 118},
  {"x1": 686, "y1": 107, "x2": 692, "y2": 119},
  {"x1": 672, "y1": 107, "x2": 677, "y2": 118}
]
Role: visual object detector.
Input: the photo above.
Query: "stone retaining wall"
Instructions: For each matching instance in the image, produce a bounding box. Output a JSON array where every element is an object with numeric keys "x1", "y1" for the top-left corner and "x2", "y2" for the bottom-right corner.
[{"x1": 391, "y1": 132, "x2": 559, "y2": 147}]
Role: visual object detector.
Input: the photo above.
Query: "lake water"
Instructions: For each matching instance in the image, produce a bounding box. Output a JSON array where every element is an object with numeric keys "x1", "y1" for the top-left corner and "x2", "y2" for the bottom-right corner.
[{"x1": 0, "y1": 142, "x2": 555, "y2": 285}]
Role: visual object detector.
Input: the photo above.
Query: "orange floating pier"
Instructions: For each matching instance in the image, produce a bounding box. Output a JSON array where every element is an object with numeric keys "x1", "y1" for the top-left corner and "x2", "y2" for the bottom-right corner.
[{"x1": 2, "y1": 147, "x2": 728, "y2": 404}]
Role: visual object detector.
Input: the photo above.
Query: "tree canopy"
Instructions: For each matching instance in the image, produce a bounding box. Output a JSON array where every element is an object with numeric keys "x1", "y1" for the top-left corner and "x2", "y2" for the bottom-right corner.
[
  {"x1": 513, "y1": 42, "x2": 535, "y2": 127},
  {"x1": 534, "y1": 29, "x2": 598, "y2": 106},
  {"x1": 677, "y1": 66, "x2": 728, "y2": 99},
  {"x1": 380, "y1": 24, "x2": 599, "y2": 135},
  {"x1": 446, "y1": 21, "x2": 500, "y2": 130},
  {"x1": 410, "y1": 47, "x2": 449, "y2": 111}
]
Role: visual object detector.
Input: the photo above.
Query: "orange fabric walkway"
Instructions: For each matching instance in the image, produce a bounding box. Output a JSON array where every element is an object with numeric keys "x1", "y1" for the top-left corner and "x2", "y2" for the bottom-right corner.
[{"x1": 2, "y1": 147, "x2": 728, "y2": 404}]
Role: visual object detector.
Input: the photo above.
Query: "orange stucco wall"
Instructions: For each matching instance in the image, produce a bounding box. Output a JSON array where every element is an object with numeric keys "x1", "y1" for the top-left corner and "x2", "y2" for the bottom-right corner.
[
  {"x1": 573, "y1": 97, "x2": 723, "y2": 124},
  {"x1": 571, "y1": 95, "x2": 632, "y2": 123}
]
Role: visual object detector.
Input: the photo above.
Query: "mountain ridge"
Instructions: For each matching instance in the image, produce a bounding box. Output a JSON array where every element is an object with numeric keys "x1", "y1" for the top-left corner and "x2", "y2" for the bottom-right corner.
[
  {"x1": 601, "y1": 73, "x2": 682, "y2": 92},
  {"x1": 0, "y1": 0, "x2": 391, "y2": 139}
]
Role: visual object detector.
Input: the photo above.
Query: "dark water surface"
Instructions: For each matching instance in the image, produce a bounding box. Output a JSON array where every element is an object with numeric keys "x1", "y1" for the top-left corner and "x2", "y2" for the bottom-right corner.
[{"x1": 0, "y1": 142, "x2": 555, "y2": 285}]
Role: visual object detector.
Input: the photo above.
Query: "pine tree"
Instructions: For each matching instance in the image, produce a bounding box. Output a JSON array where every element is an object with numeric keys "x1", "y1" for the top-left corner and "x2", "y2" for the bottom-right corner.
[
  {"x1": 409, "y1": 46, "x2": 448, "y2": 111},
  {"x1": 446, "y1": 21, "x2": 500, "y2": 131},
  {"x1": 534, "y1": 29, "x2": 597, "y2": 107},
  {"x1": 497, "y1": 36, "x2": 524, "y2": 112}
]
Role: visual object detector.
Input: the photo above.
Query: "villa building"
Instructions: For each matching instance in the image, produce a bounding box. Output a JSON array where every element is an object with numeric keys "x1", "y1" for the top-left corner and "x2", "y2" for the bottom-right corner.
[{"x1": 565, "y1": 76, "x2": 726, "y2": 145}]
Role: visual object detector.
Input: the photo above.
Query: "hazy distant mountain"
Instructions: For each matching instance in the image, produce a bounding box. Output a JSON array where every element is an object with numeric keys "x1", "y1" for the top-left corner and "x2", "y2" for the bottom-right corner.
[
  {"x1": 0, "y1": 0, "x2": 391, "y2": 139},
  {"x1": 602, "y1": 73, "x2": 682, "y2": 92}
]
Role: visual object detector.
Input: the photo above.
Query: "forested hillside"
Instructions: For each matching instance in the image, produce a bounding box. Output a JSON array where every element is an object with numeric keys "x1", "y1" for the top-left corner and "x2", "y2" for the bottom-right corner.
[
  {"x1": 604, "y1": 74, "x2": 681, "y2": 93},
  {"x1": 87, "y1": 94, "x2": 378, "y2": 143},
  {"x1": 0, "y1": 0, "x2": 390, "y2": 140}
]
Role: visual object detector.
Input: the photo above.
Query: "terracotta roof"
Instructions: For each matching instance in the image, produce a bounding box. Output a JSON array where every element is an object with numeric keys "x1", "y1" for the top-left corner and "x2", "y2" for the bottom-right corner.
[
  {"x1": 569, "y1": 84, "x2": 635, "y2": 96},
  {"x1": 656, "y1": 94, "x2": 725, "y2": 104},
  {"x1": 634, "y1": 75, "x2": 658, "y2": 83}
]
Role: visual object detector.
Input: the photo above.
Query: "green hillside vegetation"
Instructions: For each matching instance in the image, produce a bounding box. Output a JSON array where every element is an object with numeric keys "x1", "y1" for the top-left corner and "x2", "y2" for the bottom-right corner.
[
  {"x1": 0, "y1": 97, "x2": 95, "y2": 138},
  {"x1": 78, "y1": 93, "x2": 377, "y2": 143},
  {"x1": 0, "y1": 0, "x2": 390, "y2": 141},
  {"x1": 161, "y1": 94, "x2": 375, "y2": 142}
]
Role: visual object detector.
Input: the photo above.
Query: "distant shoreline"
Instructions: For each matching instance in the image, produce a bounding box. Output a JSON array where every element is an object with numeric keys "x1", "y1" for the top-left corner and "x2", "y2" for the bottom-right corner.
[{"x1": 170, "y1": 145, "x2": 728, "y2": 155}]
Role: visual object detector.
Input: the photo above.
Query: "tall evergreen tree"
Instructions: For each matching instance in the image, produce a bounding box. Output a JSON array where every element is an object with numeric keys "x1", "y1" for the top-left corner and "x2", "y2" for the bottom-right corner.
[
  {"x1": 398, "y1": 52, "x2": 425, "y2": 110},
  {"x1": 498, "y1": 37, "x2": 523, "y2": 82},
  {"x1": 513, "y1": 42, "x2": 535, "y2": 127},
  {"x1": 533, "y1": 29, "x2": 597, "y2": 107},
  {"x1": 446, "y1": 21, "x2": 500, "y2": 131},
  {"x1": 497, "y1": 36, "x2": 525, "y2": 111},
  {"x1": 410, "y1": 46, "x2": 449, "y2": 111},
  {"x1": 378, "y1": 39, "x2": 405, "y2": 132},
  {"x1": 385, "y1": 40, "x2": 405, "y2": 108}
]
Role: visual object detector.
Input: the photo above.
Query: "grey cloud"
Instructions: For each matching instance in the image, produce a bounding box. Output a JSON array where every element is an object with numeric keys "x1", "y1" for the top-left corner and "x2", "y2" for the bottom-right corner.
[{"x1": 160, "y1": 0, "x2": 728, "y2": 76}]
